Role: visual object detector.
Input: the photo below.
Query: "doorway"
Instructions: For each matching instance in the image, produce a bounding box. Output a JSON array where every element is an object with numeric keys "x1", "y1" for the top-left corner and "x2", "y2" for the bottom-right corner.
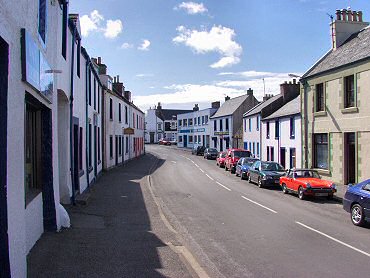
[
  {"x1": 280, "y1": 147, "x2": 286, "y2": 169},
  {"x1": 0, "y1": 35, "x2": 10, "y2": 278},
  {"x1": 150, "y1": 132, "x2": 154, "y2": 144},
  {"x1": 94, "y1": 125, "x2": 97, "y2": 177},
  {"x1": 220, "y1": 138, "x2": 223, "y2": 151},
  {"x1": 184, "y1": 135, "x2": 187, "y2": 148},
  {"x1": 344, "y1": 133, "x2": 356, "y2": 184},
  {"x1": 72, "y1": 122, "x2": 80, "y2": 192},
  {"x1": 115, "y1": 135, "x2": 119, "y2": 165}
]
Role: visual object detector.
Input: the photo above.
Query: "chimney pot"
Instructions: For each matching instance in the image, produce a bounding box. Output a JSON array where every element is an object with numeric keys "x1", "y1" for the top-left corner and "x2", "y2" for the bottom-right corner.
[
  {"x1": 225, "y1": 96, "x2": 230, "y2": 101},
  {"x1": 117, "y1": 75, "x2": 120, "y2": 82},
  {"x1": 352, "y1": 11, "x2": 357, "y2": 22},
  {"x1": 98, "y1": 57, "x2": 101, "y2": 64},
  {"x1": 358, "y1": 11, "x2": 363, "y2": 22},
  {"x1": 336, "y1": 9, "x2": 341, "y2": 20},
  {"x1": 293, "y1": 79, "x2": 296, "y2": 84},
  {"x1": 114, "y1": 77, "x2": 116, "y2": 83},
  {"x1": 342, "y1": 9, "x2": 347, "y2": 21}
]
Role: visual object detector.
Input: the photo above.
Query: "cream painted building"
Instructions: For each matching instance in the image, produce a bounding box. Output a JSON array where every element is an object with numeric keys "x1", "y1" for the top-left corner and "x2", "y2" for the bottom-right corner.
[{"x1": 301, "y1": 9, "x2": 370, "y2": 185}]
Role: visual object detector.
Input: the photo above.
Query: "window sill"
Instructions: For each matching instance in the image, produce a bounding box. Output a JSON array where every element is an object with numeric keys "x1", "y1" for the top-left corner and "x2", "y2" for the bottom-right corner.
[
  {"x1": 314, "y1": 111, "x2": 327, "y2": 117},
  {"x1": 79, "y1": 170, "x2": 84, "y2": 177},
  {"x1": 341, "y1": 107, "x2": 359, "y2": 114}
]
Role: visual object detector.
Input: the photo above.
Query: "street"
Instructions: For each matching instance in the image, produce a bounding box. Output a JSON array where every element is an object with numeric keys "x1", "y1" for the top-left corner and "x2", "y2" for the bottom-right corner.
[{"x1": 147, "y1": 144, "x2": 370, "y2": 278}]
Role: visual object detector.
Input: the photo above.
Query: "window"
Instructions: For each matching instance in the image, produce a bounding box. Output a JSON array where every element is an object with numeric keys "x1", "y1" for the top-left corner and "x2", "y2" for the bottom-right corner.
[
  {"x1": 79, "y1": 127, "x2": 83, "y2": 170},
  {"x1": 290, "y1": 117, "x2": 295, "y2": 139},
  {"x1": 98, "y1": 86, "x2": 100, "y2": 113},
  {"x1": 157, "y1": 123, "x2": 162, "y2": 131},
  {"x1": 125, "y1": 106, "x2": 128, "y2": 124},
  {"x1": 88, "y1": 123, "x2": 92, "y2": 167},
  {"x1": 126, "y1": 137, "x2": 129, "y2": 153},
  {"x1": 183, "y1": 119, "x2": 187, "y2": 127},
  {"x1": 266, "y1": 122, "x2": 270, "y2": 138},
  {"x1": 257, "y1": 142, "x2": 260, "y2": 157},
  {"x1": 133, "y1": 113, "x2": 135, "y2": 127},
  {"x1": 61, "y1": 2, "x2": 67, "y2": 59},
  {"x1": 205, "y1": 116, "x2": 209, "y2": 124},
  {"x1": 38, "y1": 0, "x2": 47, "y2": 43},
  {"x1": 194, "y1": 117, "x2": 197, "y2": 125},
  {"x1": 189, "y1": 118, "x2": 193, "y2": 126},
  {"x1": 119, "y1": 136, "x2": 122, "y2": 156},
  {"x1": 93, "y1": 79, "x2": 96, "y2": 110},
  {"x1": 137, "y1": 114, "x2": 139, "y2": 128},
  {"x1": 119, "y1": 103, "x2": 122, "y2": 122},
  {"x1": 110, "y1": 136, "x2": 113, "y2": 158},
  {"x1": 266, "y1": 147, "x2": 270, "y2": 161},
  {"x1": 249, "y1": 118, "x2": 252, "y2": 132},
  {"x1": 178, "y1": 136, "x2": 183, "y2": 143},
  {"x1": 198, "y1": 135, "x2": 201, "y2": 143},
  {"x1": 256, "y1": 115, "x2": 260, "y2": 131},
  {"x1": 88, "y1": 71, "x2": 92, "y2": 106},
  {"x1": 109, "y1": 98, "x2": 113, "y2": 120},
  {"x1": 315, "y1": 83, "x2": 324, "y2": 112},
  {"x1": 225, "y1": 118, "x2": 229, "y2": 130},
  {"x1": 249, "y1": 142, "x2": 251, "y2": 151},
  {"x1": 189, "y1": 136, "x2": 193, "y2": 143},
  {"x1": 363, "y1": 183, "x2": 370, "y2": 192},
  {"x1": 344, "y1": 75, "x2": 355, "y2": 108},
  {"x1": 198, "y1": 117, "x2": 200, "y2": 125},
  {"x1": 214, "y1": 120, "x2": 217, "y2": 131},
  {"x1": 97, "y1": 127, "x2": 101, "y2": 162},
  {"x1": 275, "y1": 120, "x2": 279, "y2": 139},
  {"x1": 178, "y1": 120, "x2": 182, "y2": 127},
  {"x1": 270, "y1": 146, "x2": 274, "y2": 161},
  {"x1": 314, "y1": 134, "x2": 328, "y2": 169},
  {"x1": 201, "y1": 116, "x2": 204, "y2": 125},
  {"x1": 290, "y1": 148, "x2": 296, "y2": 169},
  {"x1": 220, "y1": 119, "x2": 223, "y2": 131},
  {"x1": 77, "y1": 40, "x2": 80, "y2": 78},
  {"x1": 226, "y1": 138, "x2": 229, "y2": 149},
  {"x1": 244, "y1": 119, "x2": 246, "y2": 132}
]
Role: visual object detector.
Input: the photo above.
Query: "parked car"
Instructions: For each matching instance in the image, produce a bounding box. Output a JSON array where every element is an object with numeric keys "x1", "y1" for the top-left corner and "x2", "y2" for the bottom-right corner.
[
  {"x1": 159, "y1": 138, "x2": 171, "y2": 145},
  {"x1": 343, "y1": 180, "x2": 370, "y2": 226},
  {"x1": 248, "y1": 161, "x2": 285, "y2": 188},
  {"x1": 204, "y1": 148, "x2": 218, "y2": 160},
  {"x1": 216, "y1": 152, "x2": 227, "y2": 168},
  {"x1": 235, "y1": 158, "x2": 259, "y2": 180},
  {"x1": 225, "y1": 149, "x2": 252, "y2": 174},
  {"x1": 280, "y1": 169, "x2": 337, "y2": 200},
  {"x1": 192, "y1": 145, "x2": 205, "y2": 156}
]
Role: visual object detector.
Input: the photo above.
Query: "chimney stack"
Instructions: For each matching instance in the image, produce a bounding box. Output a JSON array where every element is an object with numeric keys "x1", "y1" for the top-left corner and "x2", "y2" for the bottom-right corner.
[
  {"x1": 98, "y1": 57, "x2": 101, "y2": 64},
  {"x1": 193, "y1": 104, "x2": 199, "y2": 111},
  {"x1": 225, "y1": 96, "x2": 230, "y2": 101},
  {"x1": 124, "y1": 91, "x2": 132, "y2": 102},
  {"x1": 211, "y1": 101, "x2": 220, "y2": 109},
  {"x1": 331, "y1": 9, "x2": 368, "y2": 50},
  {"x1": 247, "y1": 88, "x2": 253, "y2": 97},
  {"x1": 263, "y1": 94, "x2": 273, "y2": 102},
  {"x1": 280, "y1": 80, "x2": 300, "y2": 103},
  {"x1": 113, "y1": 75, "x2": 125, "y2": 95}
]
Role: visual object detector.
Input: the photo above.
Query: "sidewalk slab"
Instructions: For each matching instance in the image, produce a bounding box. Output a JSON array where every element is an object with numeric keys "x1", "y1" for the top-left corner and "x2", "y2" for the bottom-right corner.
[{"x1": 27, "y1": 155, "x2": 192, "y2": 278}]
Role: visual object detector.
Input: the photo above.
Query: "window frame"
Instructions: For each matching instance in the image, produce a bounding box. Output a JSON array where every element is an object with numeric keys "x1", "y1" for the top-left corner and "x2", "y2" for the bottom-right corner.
[
  {"x1": 344, "y1": 75, "x2": 356, "y2": 108},
  {"x1": 315, "y1": 83, "x2": 325, "y2": 112},
  {"x1": 313, "y1": 133, "x2": 328, "y2": 170}
]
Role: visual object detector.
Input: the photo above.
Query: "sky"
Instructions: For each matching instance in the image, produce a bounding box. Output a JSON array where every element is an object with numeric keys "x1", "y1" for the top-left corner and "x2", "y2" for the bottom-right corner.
[{"x1": 70, "y1": 0, "x2": 370, "y2": 111}]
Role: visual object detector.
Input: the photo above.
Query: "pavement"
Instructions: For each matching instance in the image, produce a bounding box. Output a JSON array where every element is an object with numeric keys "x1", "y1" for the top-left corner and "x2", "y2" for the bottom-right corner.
[
  {"x1": 146, "y1": 144, "x2": 370, "y2": 278},
  {"x1": 27, "y1": 154, "x2": 194, "y2": 278}
]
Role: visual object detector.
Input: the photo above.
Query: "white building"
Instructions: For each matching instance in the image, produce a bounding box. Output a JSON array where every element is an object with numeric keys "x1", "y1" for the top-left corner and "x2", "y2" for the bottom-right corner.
[
  {"x1": 145, "y1": 103, "x2": 192, "y2": 143},
  {"x1": 177, "y1": 103, "x2": 220, "y2": 149},
  {"x1": 243, "y1": 80, "x2": 300, "y2": 160},
  {"x1": 210, "y1": 91, "x2": 259, "y2": 152},
  {"x1": 261, "y1": 96, "x2": 302, "y2": 169}
]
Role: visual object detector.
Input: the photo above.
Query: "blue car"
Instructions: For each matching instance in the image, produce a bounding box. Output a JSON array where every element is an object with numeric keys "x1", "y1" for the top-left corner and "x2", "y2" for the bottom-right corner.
[
  {"x1": 235, "y1": 157, "x2": 259, "y2": 180},
  {"x1": 343, "y1": 179, "x2": 370, "y2": 226}
]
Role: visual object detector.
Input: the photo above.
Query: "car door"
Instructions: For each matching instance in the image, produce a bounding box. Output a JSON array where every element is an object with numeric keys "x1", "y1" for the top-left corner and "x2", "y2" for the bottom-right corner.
[
  {"x1": 236, "y1": 158, "x2": 243, "y2": 174},
  {"x1": 361, "y1": 183, "x2": 370, "y2": 218},
  {"x1": 250, "y1": 161, "x2": 260, "y2": 182}
]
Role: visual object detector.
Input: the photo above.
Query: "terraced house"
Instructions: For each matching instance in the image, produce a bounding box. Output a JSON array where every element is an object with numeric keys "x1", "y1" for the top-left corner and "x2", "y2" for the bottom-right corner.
[{"x1": 301, "y1": 9, "x2": 370, "y2": 185}]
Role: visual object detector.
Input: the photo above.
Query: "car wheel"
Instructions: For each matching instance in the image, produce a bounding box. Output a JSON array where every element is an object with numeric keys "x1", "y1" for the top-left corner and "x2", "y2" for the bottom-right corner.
[
  {"x1": 241, "y1": 172, "x2": 245, "y2": 180},
  {"x1": 248, "y1": 175, "x2": 252, "y2": 183},
  {"x1": 298, "y1": 186, "x2": 305, "y2": 200},
  {"x1": 326, "y1": 194, "x2": 334, "y2": 200},
  {"x1": 236, "y1": 171, "x2": 239, "y2": 177},
  {"x1": 351, "y1": 204, "x2": 365, "y2": 226},
  {"x1": 282, "y1": 183, "x2": 288, "y2": 194},
  {"x1": 225, "y1": 165, "x2": 228, "y2": 171},
  {"x1": 258, "y1": 177, "x2": 263, "y2": 188}
]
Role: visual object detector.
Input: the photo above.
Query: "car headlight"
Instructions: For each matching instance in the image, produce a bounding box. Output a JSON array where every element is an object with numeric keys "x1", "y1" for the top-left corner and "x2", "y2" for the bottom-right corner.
[
  {"x1": 262, "y1": 175, "x2": 272, "y2": 180},
  {"x1": 306, "y1": 183, "x2": 311, "y2": 189},
  {"x1": 331, "y1": 184, "x2": 336, "y2": 190}
]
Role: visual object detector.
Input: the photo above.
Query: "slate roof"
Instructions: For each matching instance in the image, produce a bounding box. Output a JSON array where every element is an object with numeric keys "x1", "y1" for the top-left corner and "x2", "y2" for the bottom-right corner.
[
  {"x1": 263, "y1": 96, "x2": 300, "y2": 120},
  {"x1": 243, "y1": 94, "x2": 281, "y2": 118},
  {"x1": 210, "y1": 94, "x2": 251, "y2": 119},
  {"x1": 302, "y1": 26, "x2": 370, "y2": 79},
  {"x1": 157, "y1": 109, "x2": 192, "y2": 121}
]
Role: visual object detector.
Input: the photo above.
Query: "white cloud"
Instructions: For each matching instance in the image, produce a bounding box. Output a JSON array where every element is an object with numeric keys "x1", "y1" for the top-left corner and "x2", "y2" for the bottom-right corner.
[
  {"x1": 135, "y1": 73, "x2": 154, "y2": 78},
  {"x1": 133, "y1": 71, "x2": 301, "y2": 111},
  {"x1": 120, "y1": 42, "x2": 133, "y2": 49},
  {"x1": 104, "y1": 19, "x2": 123, "y2": 39},
  {"x1": 175, "y1": 2, "x2": 208, "y2": 14},
  {"x1": 80, "y1": 10, "x2": 122, "y2": 39},
  {"x1": 80, "y1": 10, "x2": 104, "y2": 37},
  {"x1": 138, "y1": 39, "x2": 151, "y2": 51},
  {"x1": 173, "y1": 25, "x2": 242, "y2": 68}
]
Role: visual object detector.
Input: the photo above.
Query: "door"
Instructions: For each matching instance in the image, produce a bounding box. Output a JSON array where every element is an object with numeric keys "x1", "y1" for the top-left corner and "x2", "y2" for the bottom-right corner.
[
  {"x1": 115, "y1": 136, "x2": 119, "y2": 165},
  {"x1": 202, "y1": 135, "x2": 205, "y2": 147},
  {"x1": 184, "y1": 135, "x2": 187, "y2": 148},
  {"x1": 344, "y1": 133, "x2": 356, "y2": 184},
  {"x1": 0, "y1": 35, "x2": 10, "y2": 278},
  {"x1": 150, "y1": 132, "x2": 154, "y2": 143},
  {"x1": 220, "y1": 138, "x2": 223, "y2": 151},
  {"x1": 280, "y1": 147, "x2": 286, "y2": 169},
  {"x1": 94, "y1": 125, "x2": 97, "y2": 177},
  {"x1": 73, "y1": 123, "x2": 80, "y2": 192}
]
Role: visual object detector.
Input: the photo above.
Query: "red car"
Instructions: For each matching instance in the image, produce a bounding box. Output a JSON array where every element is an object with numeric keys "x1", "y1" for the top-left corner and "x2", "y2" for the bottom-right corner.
[
  {"x1": 224, "y1": 149, "x2": 252, "y2": 174},
  {"x1": 280, "y1": 169, "x2": 337, "y2": 200},
  {"x1": 216, "y1": 152, "x2": 227, "y2": 168},
  {"x1": 159, "y1": 139, "x2": 171, "y2": 145}
]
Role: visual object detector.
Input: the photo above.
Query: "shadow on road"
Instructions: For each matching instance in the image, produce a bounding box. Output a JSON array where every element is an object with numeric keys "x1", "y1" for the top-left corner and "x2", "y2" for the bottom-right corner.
[{"x1": 27, "y1": 154, "x2": 186, "y2": 278}]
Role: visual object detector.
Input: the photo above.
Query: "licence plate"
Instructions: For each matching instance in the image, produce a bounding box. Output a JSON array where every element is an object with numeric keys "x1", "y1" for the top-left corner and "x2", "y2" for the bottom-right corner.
[
  {"x1": 315, "y1": 193, "x2": 328, "y2": 197},
  {"x1": 275, "y1": 180, "x2": 280, "y2": 184}
]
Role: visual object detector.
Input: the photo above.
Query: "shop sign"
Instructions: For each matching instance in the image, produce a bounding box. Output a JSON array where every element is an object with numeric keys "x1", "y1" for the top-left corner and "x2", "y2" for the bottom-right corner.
[
  {"x1": 194, "y1": 128, "x2": 205, "y2": 132},
  {"x1": 215, "y1": 131, "x2": 229, "y2": 135},
  {"x1": 123, "y1": 127, "x2": 135, "y2": 135},
  {"x1": 180, "y1": 129, "x2": 193, "y2": 133}
]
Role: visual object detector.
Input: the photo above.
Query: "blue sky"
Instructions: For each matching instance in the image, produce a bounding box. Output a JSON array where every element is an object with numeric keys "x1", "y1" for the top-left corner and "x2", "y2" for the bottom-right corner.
[{"x1": 70, "y1": 0, "x2": 370, "y2": 110}]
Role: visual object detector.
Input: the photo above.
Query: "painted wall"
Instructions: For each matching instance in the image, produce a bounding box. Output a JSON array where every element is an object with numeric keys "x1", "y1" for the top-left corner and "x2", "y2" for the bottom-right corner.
[{"x1": 243, "y1": 114, "x2": 261, "y2": 158}]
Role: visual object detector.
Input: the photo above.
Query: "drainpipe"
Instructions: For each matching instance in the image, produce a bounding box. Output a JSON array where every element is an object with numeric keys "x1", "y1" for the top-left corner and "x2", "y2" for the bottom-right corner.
[
  {"x1": 85, "y1": 59, "x2": 91, "y2": 188},
  {"x1": 69, "y1": 24, "x2": 76, "y2": 205}
]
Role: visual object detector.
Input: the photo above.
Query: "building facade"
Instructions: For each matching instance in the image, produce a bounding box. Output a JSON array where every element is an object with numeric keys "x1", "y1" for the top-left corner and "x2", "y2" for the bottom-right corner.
[
  {"x1": 177, "y1": 103, "x2": 219, "y2": 149},
  {"x1": 210, "y1": 90, "x2": 259, "y2": 152},
  {"x1": 301, "y1": 9, "x2": 370, "y2": 185},
  {"x1": 261, "y1": 96, "x2": 302, "y2": 169}
]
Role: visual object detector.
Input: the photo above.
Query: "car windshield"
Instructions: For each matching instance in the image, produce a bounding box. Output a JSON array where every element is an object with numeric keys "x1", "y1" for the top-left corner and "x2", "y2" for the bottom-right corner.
[
  {"x1": 220, "y1": 153, "x2": 226, "y2": 158},
  {"x1": 261, "y1": 162, "x2": 284, "y2": 171},
  {"x1": 233, "y1": 151, "x2": 251, "y2": 158},
  {"x1": 293, "y1": 170, "x2": 320, "y2": 179},
  {"x1": 208, "y1": 148, "x2": 218, "y2": 153},
  {"x1": 244, "y1": 159, "x2": 258, "y2": 166}
]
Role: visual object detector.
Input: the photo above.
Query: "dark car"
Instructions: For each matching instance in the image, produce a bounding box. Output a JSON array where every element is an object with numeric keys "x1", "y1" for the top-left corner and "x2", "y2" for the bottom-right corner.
[
  {"x1": 248, "y1": 161, "x2": 285, "y2": 188},
  {"x1": 343, "y1": 179, "x2": 370, "y2": 226},
  {"x1": 235, "y1": 158, "x2": 259, "y2": 180},
  {"x1": 192, "y1": 145, "x2": 205, "y2": 156},
  {"x1": 204, "y1": 148, "x2": 218, "y2": 160}
]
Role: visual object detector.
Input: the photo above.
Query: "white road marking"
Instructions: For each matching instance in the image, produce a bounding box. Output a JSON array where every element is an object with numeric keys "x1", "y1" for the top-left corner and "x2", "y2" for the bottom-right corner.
[
  {"x1": 180, "y1": 155, "x2": 185, "y2": 158},
  {"x1": 199, "y1": 168, "x2": 205, "y2": 173},
  {"x1": 194, "y1": 163, "x2": 199, "y2": 168},
  {"x1": 216, "y1": 182, "x2": 231, "y2": 191},
  {"x1": 205, "y1": 174, "x2": 214, "y2": 181},
  {"x1": 241, "y1": 196, "x2": 277, "y2": 214},
  {"x1": 171, "y1": 161, "x2": 177, "y2": 164},
  {"x1": 295, "y1": 221, "x2": 370, "y2": 258}
]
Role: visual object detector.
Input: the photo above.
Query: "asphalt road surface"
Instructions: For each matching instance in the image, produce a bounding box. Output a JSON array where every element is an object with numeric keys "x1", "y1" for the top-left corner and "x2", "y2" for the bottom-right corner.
[{"x1": 147, "y1": 144, "x2": 370, "y2": 278}]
